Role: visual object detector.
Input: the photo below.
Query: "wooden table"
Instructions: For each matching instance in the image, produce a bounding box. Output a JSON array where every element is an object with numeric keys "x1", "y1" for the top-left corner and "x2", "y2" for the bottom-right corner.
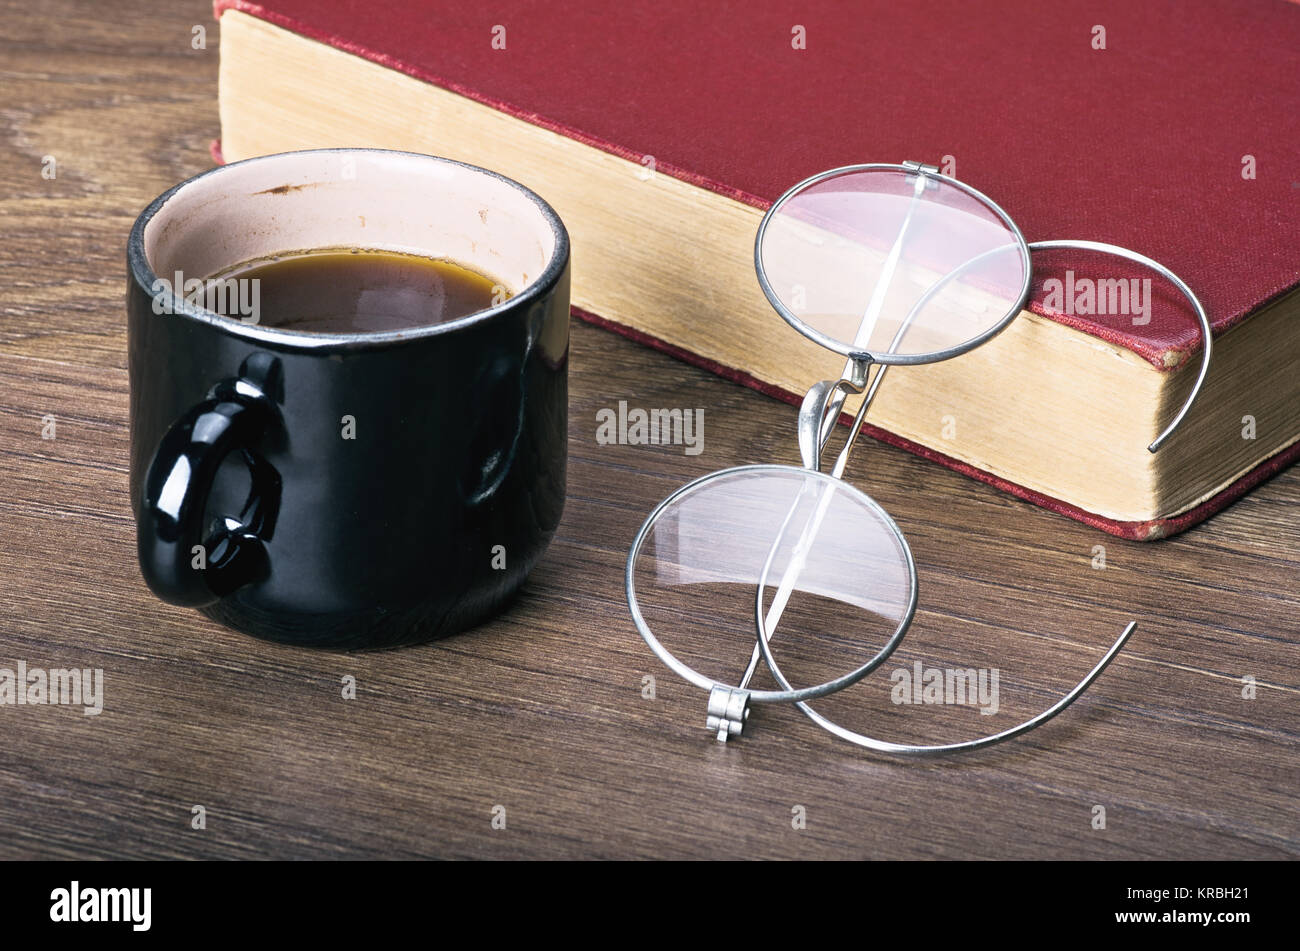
[{"x1": 1, "y1": 0, "x2": 1295, "y2": 860}]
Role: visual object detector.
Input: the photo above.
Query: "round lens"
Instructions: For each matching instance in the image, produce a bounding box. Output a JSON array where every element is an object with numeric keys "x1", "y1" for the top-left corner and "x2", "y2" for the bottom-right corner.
[
  {"x1": 627, "y1": 465, "x2": 916, "y2": 700},
  {"x1": 756, "y1": 166, "x2": 1030, "y2": 363}
]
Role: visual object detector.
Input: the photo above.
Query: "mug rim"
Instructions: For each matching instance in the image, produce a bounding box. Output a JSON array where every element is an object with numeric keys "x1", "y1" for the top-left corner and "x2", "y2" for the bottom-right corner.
[{"x1": 127, "y1": 148, "x2": 570, "y2": 351}]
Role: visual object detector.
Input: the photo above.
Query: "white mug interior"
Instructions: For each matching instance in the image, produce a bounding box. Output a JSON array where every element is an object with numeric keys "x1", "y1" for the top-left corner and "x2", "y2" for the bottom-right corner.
[{"x1": 141, "y1": 149, "x2": 559, "y2": 324}]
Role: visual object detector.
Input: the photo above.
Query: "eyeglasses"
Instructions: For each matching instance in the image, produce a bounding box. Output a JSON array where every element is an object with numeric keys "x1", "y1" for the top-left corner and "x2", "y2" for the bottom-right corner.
[{"x1": 625, "y1": 161, "x2": 1211, "y2": 752}]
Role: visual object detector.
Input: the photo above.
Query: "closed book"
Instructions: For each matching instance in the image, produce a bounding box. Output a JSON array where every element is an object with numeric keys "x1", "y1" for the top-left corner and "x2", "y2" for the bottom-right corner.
[{"x1": 213, "y1": 0, "x2": 1300, "y2": 539}]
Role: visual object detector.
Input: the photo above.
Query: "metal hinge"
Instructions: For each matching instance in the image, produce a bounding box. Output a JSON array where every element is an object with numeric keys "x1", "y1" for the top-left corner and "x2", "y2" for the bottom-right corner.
[
  {"x1": 706, "y1": 685, "x2": 751, "y2": 742},
  {"x1": 901, "y1": 160, "x2": 941, "y2": 189}
]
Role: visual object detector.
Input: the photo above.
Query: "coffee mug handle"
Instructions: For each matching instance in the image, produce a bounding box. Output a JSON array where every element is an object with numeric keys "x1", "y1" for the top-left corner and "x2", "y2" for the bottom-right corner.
[{"x1": 137, "y1": 354, "x2": 283, "y2": 608}]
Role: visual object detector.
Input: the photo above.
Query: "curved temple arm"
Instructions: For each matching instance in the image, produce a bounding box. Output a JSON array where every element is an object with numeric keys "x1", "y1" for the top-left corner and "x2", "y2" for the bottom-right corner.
[
  {"x1": 754, "y1": 593, "x2": 1138, "y2": 755},
  {"x1": 862, "y1": 238, "x2": 1213, "y2": 455},
  {"x1": 1027, "y1": 240, "x2": 1212, "y2": 453}
]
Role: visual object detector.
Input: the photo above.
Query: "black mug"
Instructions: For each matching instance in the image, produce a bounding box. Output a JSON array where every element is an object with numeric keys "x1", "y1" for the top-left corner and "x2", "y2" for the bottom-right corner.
[{"x1": 126, "y1": 149, "x2": 570, "y2": 649}]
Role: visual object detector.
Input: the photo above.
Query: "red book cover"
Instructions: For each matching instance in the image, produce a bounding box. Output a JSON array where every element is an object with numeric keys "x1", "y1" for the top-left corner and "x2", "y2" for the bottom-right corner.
[{"x1": 213, "y1": 0, "x2": 1300, "y2": 538}]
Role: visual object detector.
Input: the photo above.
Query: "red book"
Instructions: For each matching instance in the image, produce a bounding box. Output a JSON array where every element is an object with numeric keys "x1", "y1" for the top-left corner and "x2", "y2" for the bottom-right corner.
[{"x1": 213, "y1": 0, "x2": 1300, "y2": 539}]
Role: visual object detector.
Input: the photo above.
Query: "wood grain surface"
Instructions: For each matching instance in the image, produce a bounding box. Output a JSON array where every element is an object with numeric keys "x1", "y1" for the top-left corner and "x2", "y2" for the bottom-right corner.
[{"x1": 0, "y1": 0, "x2": 1295, "y2": 860}]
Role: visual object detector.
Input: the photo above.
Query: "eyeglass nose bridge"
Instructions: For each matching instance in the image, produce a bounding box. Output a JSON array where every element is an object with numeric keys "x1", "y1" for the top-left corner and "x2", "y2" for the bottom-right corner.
[{"x1": 797, "y1": 355, "x2": 874, "y2": 474}]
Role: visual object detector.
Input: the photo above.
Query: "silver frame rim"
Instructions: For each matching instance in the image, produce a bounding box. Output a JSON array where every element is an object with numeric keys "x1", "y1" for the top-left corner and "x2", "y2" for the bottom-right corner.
[
  {"x1": 753, "y1": 163, "x2": 1033, "y2": 365},
  {"x1": 625, "y1": 463, "x2": 919, "y2": 704}
]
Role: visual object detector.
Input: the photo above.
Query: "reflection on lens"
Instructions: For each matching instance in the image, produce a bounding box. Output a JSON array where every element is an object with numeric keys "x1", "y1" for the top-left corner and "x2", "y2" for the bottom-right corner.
[
  {"x1": 757, "y1": 166, "x2": 1028, "y2": 362},
  {"x1": 629, "y1": 465, "x2": 914, "y2": 692}
]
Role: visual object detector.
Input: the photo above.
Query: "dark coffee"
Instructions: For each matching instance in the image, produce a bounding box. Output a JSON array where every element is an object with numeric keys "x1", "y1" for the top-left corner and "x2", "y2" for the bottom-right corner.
[{"x1": 210, "y1": 248, "x2": 508, "y2": 333}]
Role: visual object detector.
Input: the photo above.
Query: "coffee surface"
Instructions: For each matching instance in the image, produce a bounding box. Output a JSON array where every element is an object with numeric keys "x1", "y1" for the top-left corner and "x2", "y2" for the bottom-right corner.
[{"x1": 210, "y1": 248, "x2": 507, "y2": 333}]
